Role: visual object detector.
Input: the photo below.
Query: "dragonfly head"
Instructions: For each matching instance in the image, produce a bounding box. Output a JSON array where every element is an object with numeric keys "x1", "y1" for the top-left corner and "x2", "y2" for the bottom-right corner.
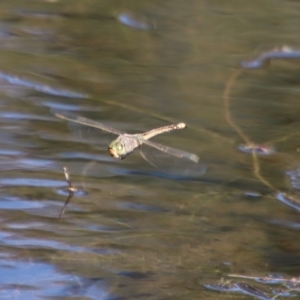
[{"x1": 108, "y1": 140, "x2": 127, "y2": 159}]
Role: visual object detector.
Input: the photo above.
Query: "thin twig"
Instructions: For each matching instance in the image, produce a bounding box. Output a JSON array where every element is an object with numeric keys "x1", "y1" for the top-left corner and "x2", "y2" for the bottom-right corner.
[{"x1": 59, "y1": 167, "x2": 77, "y2": 220}]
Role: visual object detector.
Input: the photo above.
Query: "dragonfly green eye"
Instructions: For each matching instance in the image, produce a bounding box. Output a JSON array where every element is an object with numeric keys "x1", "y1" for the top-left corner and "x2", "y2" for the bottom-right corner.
[
  {"x1": 117, "y1": 143, "x2": 124, "y2": 151},
  {"x1": 108, "y1": 140, "x2": 126, "y2": 159}
]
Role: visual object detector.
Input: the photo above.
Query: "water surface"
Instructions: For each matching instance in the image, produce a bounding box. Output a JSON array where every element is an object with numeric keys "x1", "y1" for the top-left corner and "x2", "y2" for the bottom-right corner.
[{"x1": 0, "y1": 0, "x2": 300, "y2": 299}]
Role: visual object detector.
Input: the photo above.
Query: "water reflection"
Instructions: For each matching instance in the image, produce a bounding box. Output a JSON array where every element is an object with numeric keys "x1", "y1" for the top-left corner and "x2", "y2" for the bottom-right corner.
[
  {"x1": 0, "y1": 0, "x2": 299, "y2": 299},
  {"x1": 0, "y1": 71, "x2": 87, "y2": 98},
  {"x1": 116, "y1": 11, "x2": 154, "y2": 30},
  {"x1": 0, "y1": 258, "x2": 110, "y2": 300}
]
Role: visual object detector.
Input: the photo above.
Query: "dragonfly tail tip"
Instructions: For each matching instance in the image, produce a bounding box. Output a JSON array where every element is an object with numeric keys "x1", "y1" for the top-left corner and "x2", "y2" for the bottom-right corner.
[{"x1": 177, "y1": 122, "x2": 186, "y2": 129}]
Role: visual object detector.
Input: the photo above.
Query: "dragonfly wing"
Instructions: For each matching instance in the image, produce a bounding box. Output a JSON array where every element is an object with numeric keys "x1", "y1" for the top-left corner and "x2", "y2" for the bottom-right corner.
[
  {"x1": 140, "y1": 139, "x2": 206, "y2": 178},
  {"x1": 142, "y1": 139, "x2": 199, "y2": 162},
  {"x1": 54, "y1": 111, "x2": 124, "y2": 148},
  {"x1": 66, "y1": 121, "x2": 118, "y2": 149},
  {"x1": 55, "y1": 112, "x2": 124, "y2": 135}
]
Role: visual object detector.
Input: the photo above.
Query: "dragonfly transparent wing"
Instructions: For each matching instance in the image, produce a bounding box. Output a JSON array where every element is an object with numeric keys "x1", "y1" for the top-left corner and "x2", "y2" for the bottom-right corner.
[
  {"x1": 140, "y1": 138, "x2": 206, "y2": 178},
  {"x1": 55, "y1": 112, "x2": 124, "y2": 135},
  {"x1": 68, "y1": 122, "x2": 119, "y2": 149},
  {"x1": 55, "y1": 112, "x2": 124, "y2": 148}
]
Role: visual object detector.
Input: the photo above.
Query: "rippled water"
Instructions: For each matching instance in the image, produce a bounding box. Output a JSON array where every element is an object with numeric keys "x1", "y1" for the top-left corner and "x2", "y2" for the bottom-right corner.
[{"x1": 1, "y1": 0, "x2": 300, "y2": 299}]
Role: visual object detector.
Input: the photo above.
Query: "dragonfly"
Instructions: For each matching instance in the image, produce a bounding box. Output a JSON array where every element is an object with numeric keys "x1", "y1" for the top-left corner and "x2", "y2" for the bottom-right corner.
[{"x1": 55, "y1": 112, "x2": 206, "y2": 177}]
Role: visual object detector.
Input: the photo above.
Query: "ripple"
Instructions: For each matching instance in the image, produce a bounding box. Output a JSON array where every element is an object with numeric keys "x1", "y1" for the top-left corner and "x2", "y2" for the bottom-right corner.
[
  {"x1": 116, "y1": 11, "x2": 154, "y2": 30},
  {"x1": 238, "y1": 144, "x2": 275, "y2": 155},
  {"x1": 0, "y1": 149, "x2": 25, "y2": 156},
  {"x1": 276, "y1": 192, "x2": 300, "y2": 212},
  {"x1": 59, "y1": 151, "x2": 105, "y2": 161},
  {"x1": 286, "y1": 167, "x2": 300, "y2": 190},
  {"x1": 0, "y1": 71, "x2": 88, "y2": 98},
  {"x1": 16, "y1": 158, "x2": 54, "y2": 168},
  {"x1": 0, "y1": 259, "x2": 110, "y2": 300},
  {"x1": 0, "y1": 178, "x2": 63, "y2": 187},
  {"x1": 56, "y1": 186, "x2": 87, "y2": 197},
  {"x1": 0, "y1": 230, "x2": 115, "y2": 254},
  {"x1": 0, "y1": 196, "x2": 46, "y2": 210},
  {"x1": 117, "y1": 201, "x2": 169, "y2": 213},
  {"x1": 0, "y1": 112, "x2": 53, "y2": 121}
]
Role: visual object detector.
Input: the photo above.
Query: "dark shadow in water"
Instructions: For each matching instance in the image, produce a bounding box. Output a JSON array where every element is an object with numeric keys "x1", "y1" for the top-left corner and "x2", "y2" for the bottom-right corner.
[{"x1": 206, "y1": 46, "x2": 300, "y2": 299}]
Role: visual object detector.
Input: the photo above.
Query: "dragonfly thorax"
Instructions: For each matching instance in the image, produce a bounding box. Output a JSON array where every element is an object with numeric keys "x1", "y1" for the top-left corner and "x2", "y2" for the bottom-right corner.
[{"x1": 108, "y1": 134, "x2": 140, "y2": 159}]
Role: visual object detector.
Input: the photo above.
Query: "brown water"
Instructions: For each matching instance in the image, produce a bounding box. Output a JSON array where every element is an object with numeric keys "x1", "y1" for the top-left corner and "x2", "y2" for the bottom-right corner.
[{"x1": 0, "y1": 1, "x2": 300, "y2": 299}]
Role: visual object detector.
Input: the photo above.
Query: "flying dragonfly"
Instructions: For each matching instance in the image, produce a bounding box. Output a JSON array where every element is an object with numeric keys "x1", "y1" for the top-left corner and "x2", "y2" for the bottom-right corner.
[{"x1": 55, "y1": 112, "x2": 206, "y2": 177}]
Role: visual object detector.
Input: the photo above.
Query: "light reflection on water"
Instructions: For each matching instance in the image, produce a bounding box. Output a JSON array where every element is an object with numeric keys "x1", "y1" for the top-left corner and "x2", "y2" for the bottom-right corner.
[
  {"x1": 0, "y1": 258, "x2": 109, "y2": 300},
  {"x1": 0, "y1": 0, "x2": 299, "y2": 299}
]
